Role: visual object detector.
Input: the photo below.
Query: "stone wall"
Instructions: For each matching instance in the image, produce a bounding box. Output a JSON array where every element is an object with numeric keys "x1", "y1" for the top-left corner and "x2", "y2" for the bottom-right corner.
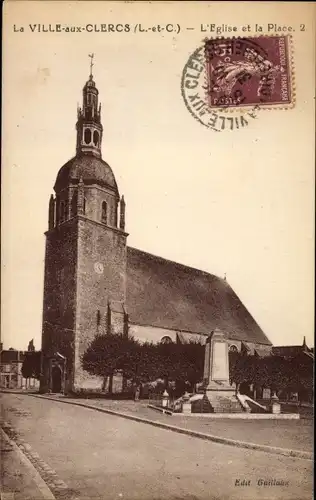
[
  {"x1": 129, "y1": 324, "x2": 272, "y2": 356},
  {"x1": 129, "y1": 324, "x2": 178, "y2": 344},
  {"x1": 42, "y1": 219, "x2": 78, "y2": 389},
  {"x1": 83, "y1": 185, "x2": 118, "y2": 227},
  {"x1": 74, "y1": 216, "x2": 127, "y2": 389}
]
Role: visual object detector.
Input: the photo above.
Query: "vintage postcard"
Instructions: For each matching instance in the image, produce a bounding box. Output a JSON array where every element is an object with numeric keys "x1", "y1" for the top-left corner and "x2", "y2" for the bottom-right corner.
[{"x1": 1, "y1": 2, "x2": 314, "y2": 500}]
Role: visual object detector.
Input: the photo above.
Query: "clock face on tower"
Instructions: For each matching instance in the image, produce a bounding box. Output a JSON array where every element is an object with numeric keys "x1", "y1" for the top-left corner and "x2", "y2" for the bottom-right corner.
[{"x1": 94, "y1": 262, "x2": 104, "y2": 274}]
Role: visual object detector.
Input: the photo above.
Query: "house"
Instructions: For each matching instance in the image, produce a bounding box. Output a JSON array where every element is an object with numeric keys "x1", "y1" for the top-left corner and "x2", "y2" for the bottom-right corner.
[{"x1": 0, "y1": 346, "x2": 40, "y2": 390}]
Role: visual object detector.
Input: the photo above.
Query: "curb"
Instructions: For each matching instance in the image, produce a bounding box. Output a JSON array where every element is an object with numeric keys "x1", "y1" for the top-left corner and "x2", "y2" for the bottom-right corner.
[
  {"x1": 31, "y1": 394, "x2": 312, "y2": 461},
  {"x1": 1, "y1": 421, "x2": 79, "y2": 499},
  {"x1": 147, "y1": 404, "x2": 300, "y2": 419},
  {"x1": 0, "y1": 389, "x2": 39, "y2": 394},
  {"x1": 0, "y1": 428, "x2": 56, "y2": 500}
]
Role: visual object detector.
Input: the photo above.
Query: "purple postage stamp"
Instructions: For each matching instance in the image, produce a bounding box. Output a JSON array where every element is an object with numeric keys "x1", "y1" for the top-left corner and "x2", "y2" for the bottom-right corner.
[{"x1": 205, "y1": 36, "x2": 293, "y2": 109}]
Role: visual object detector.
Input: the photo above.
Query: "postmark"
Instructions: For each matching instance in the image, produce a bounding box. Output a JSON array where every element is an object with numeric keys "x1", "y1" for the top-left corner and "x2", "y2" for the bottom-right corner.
[
  {"x1": 181, "y1": 46, "x2": 261, "y2": 132},
  {"x1": 205, "y1": 36, "x2": 294, "y2": 110},
  {"x1": 181, "y1": 35, "x2": 294, "y2": 132}
]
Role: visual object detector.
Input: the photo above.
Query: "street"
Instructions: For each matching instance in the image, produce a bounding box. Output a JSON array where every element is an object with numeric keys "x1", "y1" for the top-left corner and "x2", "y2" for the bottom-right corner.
[{"x1": 0, "y1": 393, "x2": 312, "y2": 500}]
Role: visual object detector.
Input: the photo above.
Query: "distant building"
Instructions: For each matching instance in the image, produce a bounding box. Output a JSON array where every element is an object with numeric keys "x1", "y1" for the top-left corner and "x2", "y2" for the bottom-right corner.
[
  {"x1": 272, "y1": 336, "x2": 314, "y2": 359},
  {"x1": 1, "y1": 349, "x2": 25, "y2": 389},
  {"x1": 0, "y1": 346, "x2": 40, "y2": 390},
  {"x1": 272, "y1": 337, "x2": 314, "y2": 403}
]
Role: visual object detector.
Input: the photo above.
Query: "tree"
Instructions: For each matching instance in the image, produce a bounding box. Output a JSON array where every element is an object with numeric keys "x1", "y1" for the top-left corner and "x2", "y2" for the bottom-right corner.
[
  {"x1": 82, "y1": 334, "x2": 164, "y2": 394},
  {"x1": 21, "y1": 352, "x2": 41, "y2": 380},
  {"x1": 155, "y1": 341, "x2": 179, "y2": 383},
  {"x1": 229, "y1": 351, "x2": 255, "y2": 390},
  {"x1": 122, "y1": 341, "x2": 160, "y2": 385},
  {"x1": 263, "y1": 356, "x2": 292, "y2": 394},
  {"x1": 287, "y1": 354, "x2": 313, "y2": 402},
  {"x1": 149, "y1": 340, "x2": 206, "y2": 396},
  {"x1": 82, "y1": 334, "x2": 137, "y2": 394},
  {"x1": 176, "y1": 341, "x2": 204, "y2": 392}
]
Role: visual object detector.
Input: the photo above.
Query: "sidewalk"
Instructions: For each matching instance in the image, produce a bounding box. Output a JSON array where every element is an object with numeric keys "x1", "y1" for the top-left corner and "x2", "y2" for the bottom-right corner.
[
  {"x1": 33, "y1": 395, "x2": 313, "y2": 454},
  {"x1": 0, "y1": 429, "x2": 55, "y2": 500}
]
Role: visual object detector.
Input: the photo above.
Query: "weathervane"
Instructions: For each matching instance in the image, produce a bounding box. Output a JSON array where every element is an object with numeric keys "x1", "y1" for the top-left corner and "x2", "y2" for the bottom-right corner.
[{"x1": 88, "y1": 53, "x2": 94, "y2": 77}]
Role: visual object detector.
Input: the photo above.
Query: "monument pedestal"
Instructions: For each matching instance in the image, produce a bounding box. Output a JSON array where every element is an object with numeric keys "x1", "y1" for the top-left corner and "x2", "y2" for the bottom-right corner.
[
  {"x1": 206, "y1": 388, "x2": 243, "y2": 413},
  {"x1": 203, "y1": 330, "x2": 244, "y2": 413}
]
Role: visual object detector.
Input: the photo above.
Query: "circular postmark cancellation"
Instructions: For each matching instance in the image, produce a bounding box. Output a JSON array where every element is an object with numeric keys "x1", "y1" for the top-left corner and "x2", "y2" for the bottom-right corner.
[{"x1": 181, "y1": 35, "x2": 294, "y2": 132}]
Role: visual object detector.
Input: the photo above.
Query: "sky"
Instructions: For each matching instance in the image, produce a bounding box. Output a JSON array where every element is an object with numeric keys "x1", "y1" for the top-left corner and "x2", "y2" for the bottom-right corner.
[{"x1": 2, "y1": 1, "x2": 315, "y2": 350}]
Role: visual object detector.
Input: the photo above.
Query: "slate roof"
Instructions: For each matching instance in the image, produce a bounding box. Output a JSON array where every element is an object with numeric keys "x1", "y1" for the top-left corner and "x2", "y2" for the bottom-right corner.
[
  {"x1": 126, "y1": 247, "x2": 272, "y2": 346},
  {"x1": 54, "y1": 154, "x2": 119, "y2": 194},
  {"x1": 0, "y1": 350, "x2": 25, "y2": 364},
  {"x1": 272, "y1": 346, "x2": 314, "y2": 359}
]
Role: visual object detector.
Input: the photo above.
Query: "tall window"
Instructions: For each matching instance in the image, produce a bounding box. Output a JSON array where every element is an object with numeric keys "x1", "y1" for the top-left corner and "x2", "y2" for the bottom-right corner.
[
  {"x1": 60, "y1": 201, "x2": 65, "y2": 223},
  {"x1": 101, "y1": 201, "x2": 107, "y2": 224},
  {"x1": 93, "y1": 130, "x2": 99, "y2": 146},
  {"x1": 71, "y1": 191, "x2": 77, "y2": 217},
  {"x1": 83, "y1": 198, "x2": 86, "y2": 215},
  {"x1": 84, "y1": 128, "x2": 91, "y2": 144}
]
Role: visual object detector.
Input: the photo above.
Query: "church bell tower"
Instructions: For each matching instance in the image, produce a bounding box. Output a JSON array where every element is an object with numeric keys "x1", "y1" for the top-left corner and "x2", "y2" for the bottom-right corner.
[
  {"x1": 41, "y1": 55, "x2": 128, "y2": 393},
  {"x1": 76, "y1": 54, "x2": 103, "y2": 158}
]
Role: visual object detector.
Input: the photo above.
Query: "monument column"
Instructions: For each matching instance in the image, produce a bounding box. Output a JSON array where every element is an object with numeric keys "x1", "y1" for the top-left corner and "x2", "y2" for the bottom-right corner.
[{"x1": 203, "y1": 329, "x2": 243, "y2": 413}]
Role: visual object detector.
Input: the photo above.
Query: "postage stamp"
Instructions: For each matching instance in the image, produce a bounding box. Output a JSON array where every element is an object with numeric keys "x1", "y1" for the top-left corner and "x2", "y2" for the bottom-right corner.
[
  {"x1": 181, "y1": 46, "x2": 261, "y2": 132},
  {"x1": 204, "y1": 36, "x2": 294, "y2": 110}
]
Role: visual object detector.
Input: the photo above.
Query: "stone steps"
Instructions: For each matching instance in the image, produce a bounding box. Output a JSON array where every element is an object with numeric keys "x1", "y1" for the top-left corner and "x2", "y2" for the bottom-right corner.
[{"x1": 211, "y1": 396, "x2": 244, "y2": 413}]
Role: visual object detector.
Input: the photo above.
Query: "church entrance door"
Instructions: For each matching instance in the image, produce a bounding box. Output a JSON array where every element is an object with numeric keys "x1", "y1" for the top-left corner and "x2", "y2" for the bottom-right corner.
[{"x1": 51, "y1": 365, "x2": 62, "y2": 393}]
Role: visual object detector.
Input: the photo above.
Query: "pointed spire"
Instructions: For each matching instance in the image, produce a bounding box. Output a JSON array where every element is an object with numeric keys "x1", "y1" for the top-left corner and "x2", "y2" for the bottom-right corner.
[
  {"x1": 76, "y1": 55, "x2": 102, "y2": 158},
  {"x1": 303, "y1": 336, "x2": 307, "y2": 350},
  {"x1": 88, "y1": 53, "x2": 94, "y2": 79}
]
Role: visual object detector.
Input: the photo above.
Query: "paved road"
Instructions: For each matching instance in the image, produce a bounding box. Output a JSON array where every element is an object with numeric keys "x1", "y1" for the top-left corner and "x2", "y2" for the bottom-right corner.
[
  {"x1": 1, "y1": 394, "x2": 312, "y2": 500},
  {"x1": 1, "y1": 428, "x2": 54, "y2": 500},
  {"x1": 62, "y1": 397, "x2": 313, "y2": 452}
]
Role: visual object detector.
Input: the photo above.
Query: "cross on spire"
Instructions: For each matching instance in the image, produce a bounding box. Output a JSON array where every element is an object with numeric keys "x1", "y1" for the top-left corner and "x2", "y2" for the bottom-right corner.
[{"x1": 88, "y1": 53, "x2": 94, "y2": 77}]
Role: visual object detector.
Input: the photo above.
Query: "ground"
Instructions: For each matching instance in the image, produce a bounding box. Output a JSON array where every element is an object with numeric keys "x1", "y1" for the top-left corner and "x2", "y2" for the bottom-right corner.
[{"x1": 0, "y1": 393, "x2": 313, "y2": 500}]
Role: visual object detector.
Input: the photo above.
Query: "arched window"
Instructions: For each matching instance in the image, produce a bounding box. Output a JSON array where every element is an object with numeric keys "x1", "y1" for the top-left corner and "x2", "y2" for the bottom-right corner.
[
  {"x1": 101, "y1": 201, "x2": 107, "y2": 224},
  {"x1": 84, "y1": 128, "x2": 92, "y2": 144},
  {"x1": 229, "y1": 345, "x2": 238, "y2": 353},
  {"x1": 161, "y1": 336, "x2": 173, "y2": 344},
  {"x1": 93, "y1": 130, "x2": 99, "y2": 146},
  {"x1": 83, "y1": 198, "x2": 86, "y2": 215}
]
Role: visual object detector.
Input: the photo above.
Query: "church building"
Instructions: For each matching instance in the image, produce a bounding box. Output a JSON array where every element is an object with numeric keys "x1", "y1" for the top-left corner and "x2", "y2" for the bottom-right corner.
[{"x1": 41, "y1": 61, "x2": 272, "y2": 393}]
